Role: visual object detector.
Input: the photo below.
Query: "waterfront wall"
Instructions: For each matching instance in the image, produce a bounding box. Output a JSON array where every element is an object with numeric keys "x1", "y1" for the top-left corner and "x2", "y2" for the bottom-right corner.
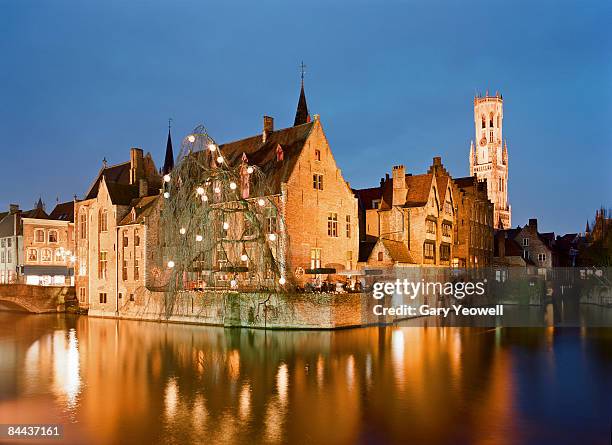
[{"x1": 87, "y1": 290, "x2": 378, "y2": 329}]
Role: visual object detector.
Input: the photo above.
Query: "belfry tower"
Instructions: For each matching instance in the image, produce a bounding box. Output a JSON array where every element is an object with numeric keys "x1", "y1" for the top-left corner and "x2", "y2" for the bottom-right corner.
[{"x1": 469, "y1": 92, "x2": 511, "y2": 229}]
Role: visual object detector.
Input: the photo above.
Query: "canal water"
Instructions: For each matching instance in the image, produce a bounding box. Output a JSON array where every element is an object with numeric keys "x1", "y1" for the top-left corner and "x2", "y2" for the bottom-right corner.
[{"x1": 0, "y1": 312, "x2": 611, "y2": 445}]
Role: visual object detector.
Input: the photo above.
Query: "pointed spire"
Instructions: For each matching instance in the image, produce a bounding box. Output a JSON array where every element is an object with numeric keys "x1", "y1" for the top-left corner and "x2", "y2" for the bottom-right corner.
[
  {"x1": 162, "y1": 119, "x2": 174, "y2": 175},
  {"x1": 586, "y1": 220, "x2": 590, "y2": 233},
  {"x1": 294, "y1": 62, "x2": 311, "y2": 126},
  {"x1": 35, "y1": 197, "x2": 44, "y2": 210}
]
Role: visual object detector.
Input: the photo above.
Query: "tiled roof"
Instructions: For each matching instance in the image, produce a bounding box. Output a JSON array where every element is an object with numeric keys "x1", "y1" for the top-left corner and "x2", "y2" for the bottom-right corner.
[
  {"x1": 49, "y1": 201, "x2": 75, "y2": 222},
  {"x1": 382, "y1": 239, "x2": 414, "y2": 263},
  {"x1": 119, "y1": 195, "x2": 161, "y2": 225},
  {"x1": 353, "y1": 187, "x2": 383, "y2": 210},
  {"x1": 217, "y1": 122, "x2": 315, "y2": 195},
  {"x1": 436, "y1": 176, "x2": 449, "y2": 204},
  {"x1": 358, "y1": 241, "x2": 376, "y2": 262},
  {"x1": 106, "y1": 182, "x2": 141, "y2": 206},
  {"x1": 85, "y1": 162, "x2": 131, "y2": 200},
  {"x1": 404, "y1": 174, "x2": 433, "y2": 207},
  {"x1": 21, "y1": 207, "x2": 49, "y2": 219}
]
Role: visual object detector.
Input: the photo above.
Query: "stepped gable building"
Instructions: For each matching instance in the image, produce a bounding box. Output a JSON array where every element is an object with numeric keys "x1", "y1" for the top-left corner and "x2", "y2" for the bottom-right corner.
[
  {"x1": 355, "y1": 157, "x2": 494, "y2": 268},
  {"x1": 354, "y1": 158, "x2": 457, "y2": 267},
  {"x1": 75, "y1": 146, "x2": 162, "y2": 313},
  {"x1": 469, "y1": 92, "x2": 511, "y2": 229},
  {"x1": 216, "y1": 81, "x2": 358, "y2": 285}
]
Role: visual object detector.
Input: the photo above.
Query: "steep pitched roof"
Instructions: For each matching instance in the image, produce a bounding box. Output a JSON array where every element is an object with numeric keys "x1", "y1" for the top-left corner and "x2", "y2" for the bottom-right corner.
[
  {"x1": 435, "y1": 176, "x2": 449, "y2": 204},
  {"x1": 105, "y1": 181, "x2": 141, "y2": 206},
  {"x1": 218, "y1": 122, "x2": 315, "y2": 195},
  {"x1": 294, "y1": 82, "x2": 311, "y2": 126},
  {"x1": 21, "y1": 206, "x2": 49, "y2": 219},
  {"x1": 49, "y1": 201, "x2": 75, "y2": 222},
  {"x1": 85, "y1": 162, "x2": 131, "y2": 200},
  {"x1": 381, "y1": 239, "x2": 415, "y2": 263},
  {"x1": 358, "y1": 241, "x2": 376, "y2": 262},
  {"x1": 404, "y1": 174, "x2": 434, "y2": 207},
  {"x1": 162, "y1": 129, "x2": 174, "y2": 175},
  {"x1": 119, "y1": 195, "x2": 161, "y2": 225}
]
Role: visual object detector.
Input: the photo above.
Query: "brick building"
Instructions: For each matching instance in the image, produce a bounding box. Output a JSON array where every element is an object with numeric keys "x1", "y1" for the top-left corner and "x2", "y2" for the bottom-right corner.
[
  {"x1": 212, "y1": 82, "x2": 359, "y2": 285},
  {"x1": 21, "y1": 200, "x2": 75, "y2": 286},
  {"x1": 75, "y1": 147, "x2": 162, "y2": 313},
  {"x1": 452, "y1": 175, "x2": 494, "y2": 267},
  {"x1": 355, "y1": 158, "x2": 457, "y2": 267},
  {"x1": 494, "y1": 219, "x2": 557, "y2": 269}
]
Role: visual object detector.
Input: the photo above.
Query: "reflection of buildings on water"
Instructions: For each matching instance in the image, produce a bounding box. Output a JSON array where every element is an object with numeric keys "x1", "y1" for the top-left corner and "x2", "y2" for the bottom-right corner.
[{"x1": 4, "y1": 314, "x2": 610, "y2": 444}]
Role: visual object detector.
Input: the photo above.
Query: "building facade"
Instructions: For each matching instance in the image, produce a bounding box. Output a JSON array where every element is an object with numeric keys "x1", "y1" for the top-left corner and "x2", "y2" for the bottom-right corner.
[
  {"x1": 355, "y1": 158, "x2": 457, "y2": 267},
  {"x1": 469, "y1": 93, "x2": 511, "y2": 229},
  {"x1": 75, "y1": 148, "x2": 162, "y2": 313}
]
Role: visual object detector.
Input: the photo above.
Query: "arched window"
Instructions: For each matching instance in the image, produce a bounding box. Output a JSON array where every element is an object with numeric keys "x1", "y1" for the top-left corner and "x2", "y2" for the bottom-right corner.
[
  {"x1": 489, "y1": 113, "x2": 494, "y2": 127},
  {"x1": 99, "y1": 209, "x2": 108, "y2": 232},
  {"x1": 481, "y1": 115, "x2": 486, "y2": 129},
  {"x1": 79, "y1": 212, "x2": 87, "y2": 239},
  {"x1": 497, "y1": 115, "x2": 500, "y2": 128},
  {"x1": 48, "y1": 230, "x2": 58, "y2": 243}
]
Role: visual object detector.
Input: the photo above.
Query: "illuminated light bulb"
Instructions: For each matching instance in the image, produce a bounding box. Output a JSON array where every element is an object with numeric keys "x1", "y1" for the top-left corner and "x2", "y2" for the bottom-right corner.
[
  {"x1": 216, "y1": 156, "x2": 224, "y2": 164},
  {"x1": 230, "y1": 279, "x2": 238, "y2": 288},
  {"x1": 195, "y1": 235, "x2": 203, "y2": 242},
  {"x1": 240, "y1": 254, "x2": 248, "y2": 262},
  {"x1": 201, "y1": 195, "x2": 208, "y2": 202},
  {"x1": 188, "y1": 135, "x2": 196, "y2": 143},
  {"x1": 163, "y1": 174, "x2": 171, "y2": 183},
  {"x1": 163, "y1": 192, "x2": 170, "y2": 199},
  {"x1": 208, "y1": 143, "x2": 217, "y2": 152},
  {"x1": 223, "y1": 222, "x2": 230, "y2": 230},
  {"x1": 214, "y1": 187, "x2": 221, "y2": 194},
  {"x1": 196, "y1": 186, "x2": 205, "y2": 195},
  {"x1": 229, "y1": 182, "x2": 237, "y2": 190},
  {"x1": 268, "y1": 233, "x2": 277, "y2": 241},
  {"x1": 258, "y1": 198, "x2": 265, "y2": 207},
  {"x1": 179, "y1": 228, "x2": 186, "y2": 235},
  {"x1": 247, "y1": 166, "x2": 254, "y2": 174},
  {"x1": 279, "y1": 277, "x2": 286, "y2": 285},
  {"x1": 167, "y1": 260, "x2": 175, "y2": 269}
]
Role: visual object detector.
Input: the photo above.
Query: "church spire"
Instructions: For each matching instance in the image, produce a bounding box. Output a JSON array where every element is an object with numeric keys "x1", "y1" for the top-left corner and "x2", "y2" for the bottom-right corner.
[
  {"x1": 162, "y1": 119, "x2": 174, "y2": 175},
  {"x1": 293, "y1": 62, "x2": 311, "y2": 126}
]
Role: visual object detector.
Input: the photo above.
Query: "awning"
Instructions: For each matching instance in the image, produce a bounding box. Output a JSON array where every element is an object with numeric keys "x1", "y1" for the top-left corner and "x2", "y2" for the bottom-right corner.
[
  {"x1": 305, "y1": 268, "x2": 337, "y2": 275},
  {"x1": 22, "y1": 265, "x2": 74, "y2": 276}
]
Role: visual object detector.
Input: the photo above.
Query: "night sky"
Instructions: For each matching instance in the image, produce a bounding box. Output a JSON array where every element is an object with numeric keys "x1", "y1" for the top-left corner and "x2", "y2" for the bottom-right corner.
[{"x1": 1, "y1": 0, "x2": 610, "y2": 235}]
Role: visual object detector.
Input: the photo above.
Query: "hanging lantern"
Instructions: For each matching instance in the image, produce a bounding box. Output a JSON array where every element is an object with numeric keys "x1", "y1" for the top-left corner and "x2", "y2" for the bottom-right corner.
[
  {"x1": 167, "y1": 260, "x2": 175, "y2": 268},
  {"x1": 229, "y1": 182, "x2": 237, "y2": 190},
  {"x1": 163, "y1": 192, "x2": 170, "y2": 199},
  {"x1": 163, "y1": 174, "x2": 171, "y2": 183},
  {"x1": 195, "y1": 235, "x2": 203, "y2": 242},
  {"x1": 179, "y1": 228, "x2": 186, "y2": 235}
]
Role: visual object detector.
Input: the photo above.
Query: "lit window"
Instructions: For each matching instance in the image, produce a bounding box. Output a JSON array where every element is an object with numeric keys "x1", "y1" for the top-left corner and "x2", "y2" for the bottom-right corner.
[
  {"x1": 346, "y1": 215, "x2": 351, "y2": 238},
  {"x1": 99, "y1": 251, "x2": 108, "y2": 279},
  {"x1": 424, "y1": 242, "x2": 435, "y2": 259},
  {"x1": 310, "y1": 248, "x2": 321, "y2": 269},
  {"x1": 327, "y1": 213, "x2": 338, "y2": 237},
  {"x1": 41, "y1": 249, "x2": 52, "y2": 262},
  {"x1": 28, "y1": 249, "x2": 38, "y2": 262}
]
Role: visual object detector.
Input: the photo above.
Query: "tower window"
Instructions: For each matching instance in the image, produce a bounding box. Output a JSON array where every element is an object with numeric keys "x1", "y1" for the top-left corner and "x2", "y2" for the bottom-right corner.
[
  {"x1": 481, "y1": 116, "x2": 486, "y2": 129},
  {"x1": 497, "y1": 115, "x2": 500, "y2": 128},
  {"x1": 489, "y1": 114, "x2": 494, "y2": 127},
  {"x1": 489, "y1": 131, "x2": 493, "y2": 142}
]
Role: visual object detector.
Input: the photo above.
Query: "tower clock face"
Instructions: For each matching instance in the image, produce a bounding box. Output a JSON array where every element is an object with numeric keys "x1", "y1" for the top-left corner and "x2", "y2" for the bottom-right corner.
[{"x1": 479, "y1": 137, "x2": 487, "y2": 146}]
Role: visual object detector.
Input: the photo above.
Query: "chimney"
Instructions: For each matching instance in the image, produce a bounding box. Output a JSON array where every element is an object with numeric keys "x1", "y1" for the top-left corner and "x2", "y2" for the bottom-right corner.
[
  {"x1": 9, "y1": 204, "x2": 19, "y2": 214},
  {"x1": 528, "y1": 218, "x2": 538, "y2": 231},
  {"x1": 130, "y1": 147, "x2": 144, "y2": 185},
  {"x1": 263, "y1": 116, "x2": 274, "y2": 143},
  {"x1": 392, "y1": 165, "x2": 407, "y2": 206},
  {"x1": 139, "y1": 179, "x2": 148, "y2": 198}
]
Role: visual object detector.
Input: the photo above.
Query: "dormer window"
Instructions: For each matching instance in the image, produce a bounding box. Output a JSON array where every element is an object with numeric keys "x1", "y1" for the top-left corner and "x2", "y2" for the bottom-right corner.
[{"x1": 372, "y1": 199, "x2": 381, "y2": 209}]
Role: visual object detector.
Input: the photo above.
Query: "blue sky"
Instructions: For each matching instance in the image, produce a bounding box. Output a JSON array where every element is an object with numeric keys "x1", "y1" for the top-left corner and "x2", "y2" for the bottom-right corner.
[{"x1": 1, "y1": 0, "x2": 610, "y2": 234}]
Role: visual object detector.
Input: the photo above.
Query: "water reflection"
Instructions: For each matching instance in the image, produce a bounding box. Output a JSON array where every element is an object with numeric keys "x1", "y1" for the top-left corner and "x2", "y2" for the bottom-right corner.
[{"x1": 0, "y1": 313, "x2": 611, "y2": 445}]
